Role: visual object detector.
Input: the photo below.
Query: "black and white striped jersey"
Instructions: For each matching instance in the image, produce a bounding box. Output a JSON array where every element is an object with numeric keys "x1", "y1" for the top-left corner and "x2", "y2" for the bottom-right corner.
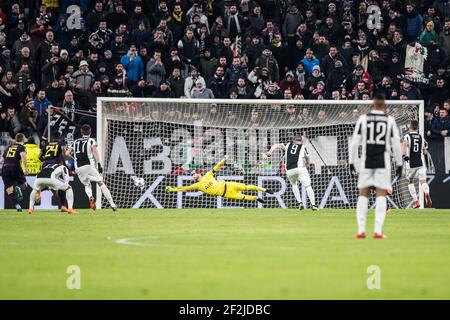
[
  {"x1": 37, "y1": 163, "x2": 68, "y2": 182},
  {"x1": 73, "y1": 137, "x2": 96, "y2": 168},
  {"x1": 403, "y1": 132, "x2": 426, "y2": 168},
  {"x1": 284, "y1": 142, "x2": 309, "y2": 170},
  {"x1": 349, "y1": 110, "x2": 402, "y2": 169}
]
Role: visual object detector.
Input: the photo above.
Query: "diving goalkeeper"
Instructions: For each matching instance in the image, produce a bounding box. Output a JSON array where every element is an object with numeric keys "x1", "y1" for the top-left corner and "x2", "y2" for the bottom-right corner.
[{"x1": 166, "y1": 156, "x2": 273, "y2": 204}]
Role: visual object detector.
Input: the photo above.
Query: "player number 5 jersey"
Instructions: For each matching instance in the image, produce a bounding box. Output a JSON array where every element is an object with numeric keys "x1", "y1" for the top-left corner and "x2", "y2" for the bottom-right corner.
[
  {"x1": 404, "y1": 132, "x2": 426, "y2": 169},
  {"x1": 73, "y1": 137, "x2": 96, "y2": 168}
]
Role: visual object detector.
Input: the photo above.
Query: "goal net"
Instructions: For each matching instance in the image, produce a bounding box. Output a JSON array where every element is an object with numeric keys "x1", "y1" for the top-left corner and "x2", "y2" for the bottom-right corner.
[{"x1": 97, "y1": 98, "x2": 424, "y2": 209}]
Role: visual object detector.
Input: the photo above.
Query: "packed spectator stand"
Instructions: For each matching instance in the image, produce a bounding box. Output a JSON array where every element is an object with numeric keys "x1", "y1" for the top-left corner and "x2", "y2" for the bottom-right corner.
[{"x1": 0, "y1": 0, "x2": 449, "y2": 172}]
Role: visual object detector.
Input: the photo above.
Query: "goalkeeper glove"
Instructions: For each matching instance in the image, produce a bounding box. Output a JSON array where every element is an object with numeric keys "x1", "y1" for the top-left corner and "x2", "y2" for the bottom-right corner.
[
  {"x1": 98, "y1": 163, "x2": 103, "y2": 174},
  {"x1": 396, "y1": 165, "x2": 403, "y2": 178},
  {"x1": 223, "y1": 154, "x2": 229, "y2": 161},
  {"x1": 349, "y1": 163, "x2": 357, "y2": 176},
  {"x1": 403, "y1": 155, "x2": 409, "y2": 162},
  {"x1": 166, "y1": 186, "x2": 176, "y2": 192}
]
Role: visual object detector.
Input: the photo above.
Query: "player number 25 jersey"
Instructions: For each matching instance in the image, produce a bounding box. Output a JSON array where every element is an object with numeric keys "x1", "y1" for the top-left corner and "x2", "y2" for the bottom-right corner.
[
  {"x1": 73, "y1": 137, "x2": 96, "y2": 168},
  {"x1": 284, "y1": 142, "x2": 309, "y2": 170}
]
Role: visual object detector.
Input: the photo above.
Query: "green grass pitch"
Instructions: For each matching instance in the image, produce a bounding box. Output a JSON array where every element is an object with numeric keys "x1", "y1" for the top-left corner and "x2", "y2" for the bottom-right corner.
[{"x1": 0, "y1": 208, "x2": 449, "y2": 300}]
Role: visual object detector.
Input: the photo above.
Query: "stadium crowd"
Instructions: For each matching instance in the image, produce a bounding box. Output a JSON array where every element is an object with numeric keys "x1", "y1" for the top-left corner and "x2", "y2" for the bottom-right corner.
[{"x1": 0, "y1": 0, "x2": 449, "y2": 161}]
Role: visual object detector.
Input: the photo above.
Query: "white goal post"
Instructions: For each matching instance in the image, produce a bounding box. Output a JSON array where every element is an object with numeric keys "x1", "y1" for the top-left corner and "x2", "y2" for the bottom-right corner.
[{"x1": 96, "y1": 98, "x2": 425, "y2": 210}]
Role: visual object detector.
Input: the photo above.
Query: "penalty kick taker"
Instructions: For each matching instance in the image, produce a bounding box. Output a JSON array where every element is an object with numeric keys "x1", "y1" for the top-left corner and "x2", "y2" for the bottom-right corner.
[{"x1": 166, "y1": 156, "x2": 273, "y2": 203}]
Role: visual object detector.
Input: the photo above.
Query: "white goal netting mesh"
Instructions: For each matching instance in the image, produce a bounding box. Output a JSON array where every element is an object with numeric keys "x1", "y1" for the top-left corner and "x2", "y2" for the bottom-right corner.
[{"x1": 98, "y1": 99, "x2": 423, "y2": 209}]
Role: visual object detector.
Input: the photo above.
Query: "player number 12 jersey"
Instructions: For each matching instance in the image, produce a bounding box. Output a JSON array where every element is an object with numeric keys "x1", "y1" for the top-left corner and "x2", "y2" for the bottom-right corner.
[{"x1": 350, "y1": 111, "x2": 402, "y2": 170}]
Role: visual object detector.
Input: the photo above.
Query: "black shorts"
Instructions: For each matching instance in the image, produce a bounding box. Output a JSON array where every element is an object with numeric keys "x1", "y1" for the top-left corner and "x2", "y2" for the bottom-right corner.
[{"x1": 1, "y1": 166, "x2": 26, "y2": 188}]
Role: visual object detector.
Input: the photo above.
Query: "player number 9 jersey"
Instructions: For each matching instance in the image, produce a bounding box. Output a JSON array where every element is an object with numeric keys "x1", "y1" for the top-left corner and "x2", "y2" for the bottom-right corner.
[{"x1": 284, "y1": 143, "x2": 308, "y2": 170}]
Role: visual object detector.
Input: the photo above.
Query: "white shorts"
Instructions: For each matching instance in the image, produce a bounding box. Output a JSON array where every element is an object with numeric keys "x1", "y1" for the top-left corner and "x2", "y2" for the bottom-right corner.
[
  {"x1": 406, "y1": 166, "x2": 427, "y2": 181},
  {"x1": 76, "y1": 165, "x2": 103, "y2": 185},
  {"x1": 358, "y1": 167, "x2": 391, "y2": 190},
  {"x1": 286, "y1": 167, "x2": 311, "y2": 186},
  {"x1": 34, "y1": 178, "x2": 69, "y2": 192}
]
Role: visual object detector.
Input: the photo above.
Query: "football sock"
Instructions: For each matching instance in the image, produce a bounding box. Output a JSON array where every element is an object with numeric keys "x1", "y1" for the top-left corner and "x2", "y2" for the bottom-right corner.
[
  {"x1": 356, "y1": 196, "x2": 368, "y2": 234},
  {"x1": 58, "y1": 190, "x2": 67, "y2": 207},
  {"x1": 66, "y1": 188, "x2": 74, "y2": 209},
  {"x1": 14, "y1": 186, "x2": 23, "y2": 201},
  {"x1": 305, "y1": 185, "x2": 316, "y2": 206},
  {"x1": 8, "y1": 193, "x2": 18, "y2": 206},
  {"x1": 408, "y1": 184, "x2": 418, "y2": 201},
  {"x1": 100, "y1": 184, "x2": 115, "y2": 207},
  {"x1": 84, "y1": 184, "x2": 93, "y2": 199},
  {"x1": 374, "y1": 196, "x2": 387, "y2": 234},
  {"x1": 29, "y1": 189, "x2": 36, "y2": 209},
  {"x1": 421, "y1": 182, "x2": 430, "y2": 194},
  {"x1": 292, "y1": 184, "x2": 302, "y2": 203}
]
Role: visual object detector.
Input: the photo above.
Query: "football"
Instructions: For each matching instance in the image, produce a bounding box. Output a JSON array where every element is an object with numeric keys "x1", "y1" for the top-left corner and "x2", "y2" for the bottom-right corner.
[{"x1": 134, "y1": 177, "x2": 145, "y2": 189}]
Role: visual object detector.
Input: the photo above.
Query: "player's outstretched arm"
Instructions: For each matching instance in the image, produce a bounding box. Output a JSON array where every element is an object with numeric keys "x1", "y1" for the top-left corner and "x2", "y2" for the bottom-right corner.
[
  {"x1": 402, "y1": 139, "x2": 410, "y2": 162},
  {"x1": 304, "y1": 155, "x2": 311, "y2": 165},
  {"x1": 212, "y1": 155, "x2": 229, "y2": 173},
  {"x1": 92, "y1": 144, "x2": 104, "y2": 174},
  {"x1": 266, "y1": 144, "x2": 285, "y2": 157},
  {"x1": 92, "y1": 144, "x2": 101, "y2": 164},
  {"x1": 166, "y1": 183, "x2": 199, "y2": 192}
]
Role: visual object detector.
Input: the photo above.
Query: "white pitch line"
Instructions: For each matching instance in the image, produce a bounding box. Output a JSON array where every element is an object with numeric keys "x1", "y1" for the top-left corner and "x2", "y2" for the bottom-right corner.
[
  {"x1": 115, "y1": 236, "x2": 183, "y2": 248},
  {"x1": 113, "y1": 235, "x2": 312, "y2": 252},
  {"x1": 114, "y1": 235, "x2": 220, "y2": 249}
]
